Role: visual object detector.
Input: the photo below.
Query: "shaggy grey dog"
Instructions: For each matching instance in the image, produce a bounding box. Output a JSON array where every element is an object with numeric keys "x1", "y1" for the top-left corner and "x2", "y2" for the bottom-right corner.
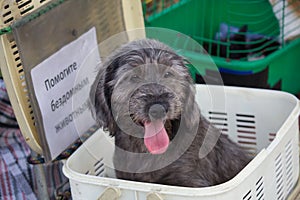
[{"x1": 90, "y1": 39, "x2": 251, "y2": 187}]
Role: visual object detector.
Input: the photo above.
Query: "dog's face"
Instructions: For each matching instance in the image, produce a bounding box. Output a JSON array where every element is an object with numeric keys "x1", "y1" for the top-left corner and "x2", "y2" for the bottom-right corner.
[{"x1": 90, "y1": 39, "x2": 200, "y2": 154}]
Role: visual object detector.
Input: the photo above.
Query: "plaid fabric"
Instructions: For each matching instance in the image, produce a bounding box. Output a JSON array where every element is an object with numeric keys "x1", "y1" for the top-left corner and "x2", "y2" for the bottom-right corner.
[
  {"x1": 0, "y1": 78, "x2": 70, "y2": 199},
  {"x1": 0, "y1": 129, "x2": 36, "y2": 200},
  {"x1": 0, "y1": 77, "x2": 37, "y2": 200},
  {"x1": 0, "y1": 80, "x2": 18, "y2": 129}
]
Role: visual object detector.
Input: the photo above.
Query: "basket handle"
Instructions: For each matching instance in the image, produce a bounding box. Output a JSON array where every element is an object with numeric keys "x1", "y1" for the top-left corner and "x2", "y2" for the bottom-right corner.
[
  {"x1": 97, "y1": 187, "x2": 121, "y2": 200},
  {"x1": 147, "y1": 192, "x2": 164, "y2": 200}
]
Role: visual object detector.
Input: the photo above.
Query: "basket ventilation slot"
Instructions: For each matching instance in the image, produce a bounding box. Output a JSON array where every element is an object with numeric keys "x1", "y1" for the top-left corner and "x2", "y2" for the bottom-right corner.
[
  {"x1": 255, "y1": 176, "x2": 265, "y2": 200},
  {"x1": 242, "y1": 189, "x2": 252, "y2": 200},
  {"x1": 1, "y1": 0, "x2": 49, "y2": 26},
  {"x1": 208, "y1": 111, "x2": 228, "y2": 135},
  {"x1": 236, "y1": 114, "x2": 257, "y2": 155},
  {"x1": 285, "y1": 140, "x2": 294, "y2": 195},
  {"x1": 2, "y1": 11, "x2": 12, "y2": 19},
  {"x1": 17, "y1": 0, "x2": 34, "y2": 15},
  {"x1": 9, "y1": 41, "x2": 35, "y2": 124},
  {"x1": 94, "y1": 158, "x2": 105, "y2": 177},
  {"x1": 275, "y1": 153, "x2": 284, "y2": 200},
  {"x1": 269, "y1": 132, "x2": 277, "y2": 143},
  {"x1": 2, "y1": 4, "x2": 14, "y2": 24}
]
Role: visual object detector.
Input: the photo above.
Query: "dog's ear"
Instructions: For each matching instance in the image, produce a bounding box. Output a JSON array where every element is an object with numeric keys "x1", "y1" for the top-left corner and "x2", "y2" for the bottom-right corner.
[
  {"x1": 89, "y1": 60, "x2": 119, "y2": 136},
  {"x1": 182, "y1": 84, "x2": 200, "y2": 133}
]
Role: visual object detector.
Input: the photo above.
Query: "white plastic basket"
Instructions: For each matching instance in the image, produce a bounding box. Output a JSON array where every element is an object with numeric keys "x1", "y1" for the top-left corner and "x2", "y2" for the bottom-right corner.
[{"x1": 63, "y1": 85, "x2": 300, "y2": 200}]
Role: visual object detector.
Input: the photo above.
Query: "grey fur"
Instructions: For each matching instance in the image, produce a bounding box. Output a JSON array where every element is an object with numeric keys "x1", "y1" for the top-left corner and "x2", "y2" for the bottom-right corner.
[{"x1": 90, "y1": 39, "x2": 251, "y2": 187}]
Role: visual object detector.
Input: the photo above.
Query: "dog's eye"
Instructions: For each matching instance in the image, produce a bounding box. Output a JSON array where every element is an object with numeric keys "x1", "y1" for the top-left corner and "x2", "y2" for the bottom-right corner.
[{"x1": 164, "y1": 71, "x2": 174, "y2": 78}]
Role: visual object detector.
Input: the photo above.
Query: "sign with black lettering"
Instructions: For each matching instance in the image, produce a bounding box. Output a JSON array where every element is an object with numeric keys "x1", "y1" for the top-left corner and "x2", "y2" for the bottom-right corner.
[{"x1": 31, "y1": 27, "x2": 100, "y2": 159}]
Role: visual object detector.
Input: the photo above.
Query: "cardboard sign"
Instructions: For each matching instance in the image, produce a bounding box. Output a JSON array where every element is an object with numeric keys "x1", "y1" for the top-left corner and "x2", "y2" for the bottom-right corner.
[{"x1": 31, "y1": 27, "x2": 100, "y2": 159}]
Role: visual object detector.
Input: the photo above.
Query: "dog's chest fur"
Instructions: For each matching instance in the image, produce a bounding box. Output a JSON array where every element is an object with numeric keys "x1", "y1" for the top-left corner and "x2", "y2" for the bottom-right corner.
[{"x1": 113, "y1": 117, "x2": 250, "y2": 187}]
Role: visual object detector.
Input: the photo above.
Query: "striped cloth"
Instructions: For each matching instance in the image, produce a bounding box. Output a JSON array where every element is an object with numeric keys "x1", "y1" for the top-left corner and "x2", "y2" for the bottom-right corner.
[
  {"x1": 0, "y1": 80, "x2": 18, "y2": 129},
  {"x1": 0, "y1": 128, "x2": 36, "y2": 200},
  {"x1": 0, "y1": 78, "x2": 70, "y2": 200}
]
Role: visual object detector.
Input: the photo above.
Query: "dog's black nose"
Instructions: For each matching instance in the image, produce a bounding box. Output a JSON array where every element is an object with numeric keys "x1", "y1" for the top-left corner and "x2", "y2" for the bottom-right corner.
[{"x1": 148, "y1": 104, "x2": 167, "y2": 120}]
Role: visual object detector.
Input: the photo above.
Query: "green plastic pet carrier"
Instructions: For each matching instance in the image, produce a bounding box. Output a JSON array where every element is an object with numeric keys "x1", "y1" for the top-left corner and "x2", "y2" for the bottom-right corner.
[{"x1": 142, "y1": 0, "x2": 300, "y2": 95}]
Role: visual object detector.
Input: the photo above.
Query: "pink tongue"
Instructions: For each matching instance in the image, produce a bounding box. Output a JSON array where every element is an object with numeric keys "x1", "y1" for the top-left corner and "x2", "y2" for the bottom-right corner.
[{"x1": 144, "y1": 120, "x2": 169, "y2": 154}]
